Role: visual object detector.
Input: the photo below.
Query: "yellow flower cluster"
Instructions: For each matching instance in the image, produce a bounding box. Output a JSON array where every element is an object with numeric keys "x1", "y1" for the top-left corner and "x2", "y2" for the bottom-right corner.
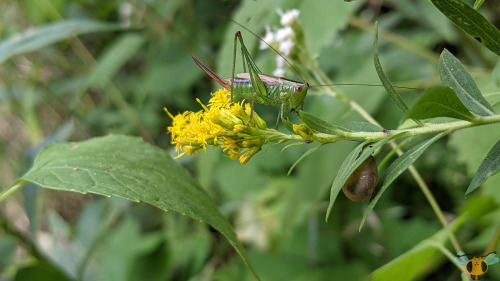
[{"x1": 165, "y1": 89, "x2": 268, "y2": 164}]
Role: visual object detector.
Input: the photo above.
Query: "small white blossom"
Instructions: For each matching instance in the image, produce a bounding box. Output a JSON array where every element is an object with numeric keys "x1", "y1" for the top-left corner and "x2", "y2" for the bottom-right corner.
[
  {"x1": 277, "y1": 9, "x2": 300, "y2": 27},
  {"x1": 260, "y1": 25, "x2": 276, "y2": 50},
  {"x1": 273, "y1": 67, "x2": 285, "y2": 77},
  {"x1": 275, "y1": 26, "x2": 294, "y2": 42},
  {"x1": 279, "y1": 39, "x2": 294, "y2": 56},
  {"x1": 119, "y1": 2, "x2": 133, "y2": 27},
  {"x1": 276, "y1": 55, "x2": 285, "y2": 68}
]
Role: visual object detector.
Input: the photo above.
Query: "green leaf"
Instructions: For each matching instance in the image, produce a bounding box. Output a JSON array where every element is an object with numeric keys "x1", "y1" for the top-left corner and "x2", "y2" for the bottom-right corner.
[
  {"x1": 341, "y1": 121, "x2": 382, "y2": 133},
  {"x1": 85, "y1": 33, "x2": 146, "y2": 87},
  {"x1": 0, "y1": 19, "x2": 121, "y2": 65},
  {"x1": 493, "y1": 60, "x2": 500, "y2": 87},
  {"x1": 287, "y1": 144, "x2": 323, "y2": 176},
  {"x1": 281, "y1": 117, "x2": 295, "y2": 133},
  {"x1": 371, "y1": 215, "x2": 466, "y2": 281},
  {"x1": 438, "y1": 49, "x2": 495, "y2": 116},
  {"x1": 473, "y1": 0, "x2": 485, "y2": 9},
  {"x1": 430, "y1": 0, "x2": 500, "y2": 56},
  {"x1": 299, "y1": 111, "x2": 349, "y2": 135},
  {"x1": 14, "y1": 262, "x2": 72, "y2": 281},
  {"x1": 466, "y1": 140, "x2": 500, "y2": 196},
  {"x1": 360, "y1": 132, "x2": 447, "y2": 230},
  {"x1": 325, "y1": 137, "x2": 394, "y2": 221},
  {"x1": 21, "y1": 135, "x2": 260, "y2": 280},
  {"x1": 373, "y1": 22, "x2": 410, "y2": 114},
  {"x1": 406, "y1": 87, "x2": 475, "y2": 121}
]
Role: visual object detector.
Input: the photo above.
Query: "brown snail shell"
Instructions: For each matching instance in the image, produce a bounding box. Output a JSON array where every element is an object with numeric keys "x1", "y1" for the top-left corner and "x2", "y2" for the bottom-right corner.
[{"x1": 342, "y1": 155, "x2": 378, "y2": 202}]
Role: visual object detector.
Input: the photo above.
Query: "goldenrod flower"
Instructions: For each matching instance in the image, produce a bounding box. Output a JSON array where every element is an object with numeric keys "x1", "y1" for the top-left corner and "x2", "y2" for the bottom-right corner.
[{"x1": 165, "y1": 89, "x2": 270, "y2": 164}]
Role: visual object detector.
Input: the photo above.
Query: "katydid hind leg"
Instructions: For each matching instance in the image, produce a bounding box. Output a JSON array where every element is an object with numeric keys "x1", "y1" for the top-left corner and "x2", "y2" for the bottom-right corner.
[
  {"x1": 234, "y1": 30, "x2": 270, "y2": 116},
  {"x1": 231, "y1": 31, "x2": 239, "y2": 102},
  {"x1": 240, "y1": 47, "x2": 247, "y2": 73},
  {"x1": 192, "y1": 56, "x2": 230, "y2": 89},
  {"x1": 275, "y1": 104, "x2": 283, "y2": 129}
]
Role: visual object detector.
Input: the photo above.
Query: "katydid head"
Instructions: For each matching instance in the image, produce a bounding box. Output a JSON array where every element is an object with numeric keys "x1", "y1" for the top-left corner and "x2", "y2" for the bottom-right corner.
[{"x1": 289, "y1": 82, "x2": 310, "y2": 111}]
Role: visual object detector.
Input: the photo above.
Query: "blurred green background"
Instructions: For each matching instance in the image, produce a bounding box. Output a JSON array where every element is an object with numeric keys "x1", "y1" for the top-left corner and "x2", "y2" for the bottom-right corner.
[{"x1": 0, "y1": 0, "x2": 499, "y2": 280}]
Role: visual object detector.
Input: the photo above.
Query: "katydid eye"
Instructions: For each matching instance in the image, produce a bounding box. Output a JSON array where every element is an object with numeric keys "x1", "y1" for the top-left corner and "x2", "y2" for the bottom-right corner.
[
  {"x1": 295, "y1": 85, "x2": 302, "y2": 92},
  {"x1": 342, "y1": 155, "x2": 378, "y2": 202}
]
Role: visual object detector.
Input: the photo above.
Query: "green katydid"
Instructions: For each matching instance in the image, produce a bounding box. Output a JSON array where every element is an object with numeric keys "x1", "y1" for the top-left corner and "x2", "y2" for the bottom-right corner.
[
  {"x1": 193, "y1": 28, "x2": 417, "y2": 121},
  {"x1": 193, "y1": 30, "x2": 310, "y2": 121}
]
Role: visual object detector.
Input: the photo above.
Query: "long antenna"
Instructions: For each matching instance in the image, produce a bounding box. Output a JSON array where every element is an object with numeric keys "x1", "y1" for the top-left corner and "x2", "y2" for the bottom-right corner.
[
  {"x1": 230, "y1": 19, "x2": 424, "y2": 91},
  {"x1": 310, "y1": 83, "x2": 423, "y2": 91}
]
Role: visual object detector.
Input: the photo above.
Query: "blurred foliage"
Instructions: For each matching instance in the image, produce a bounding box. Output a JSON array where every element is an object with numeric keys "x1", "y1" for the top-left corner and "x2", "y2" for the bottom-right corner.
[{"x1": 0, "y1": 0, "x2": 499, "y2": 280}]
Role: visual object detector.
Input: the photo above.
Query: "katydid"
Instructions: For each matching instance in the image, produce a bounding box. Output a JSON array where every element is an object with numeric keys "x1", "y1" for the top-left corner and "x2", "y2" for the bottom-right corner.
[{"x1": 193, "y1": 30, "x2": 417, "y2": 121}]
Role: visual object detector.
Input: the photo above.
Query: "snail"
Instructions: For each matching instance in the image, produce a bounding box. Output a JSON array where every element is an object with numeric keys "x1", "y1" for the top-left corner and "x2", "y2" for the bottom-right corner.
[{"x1": 342, "y1": 155, "x2": 378, "y2": 202}]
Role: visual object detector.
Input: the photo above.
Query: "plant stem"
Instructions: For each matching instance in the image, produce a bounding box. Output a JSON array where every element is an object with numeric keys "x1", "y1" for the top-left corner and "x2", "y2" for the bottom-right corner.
[
  {"x1": 484, "y1": 223, "x2": 500, "y2": 255},
  {"x1": 0, "y1": 208, "x2": 50, "y2": 264},
  {"x1": 0, "y1": 180, "x2": 27, "y2": 203},
  {"x1": 296, "y1": 47, "x2": 468, "y2": 253},
  {"x1": 278, "y1": 114, "x2": 500, "y2": 144},
  {"x1": 408, "y1": 166, "x2": 461, "y2": 252},
  {"x1": 348, "y1": 17, "x2": 440, "y2": 63}
]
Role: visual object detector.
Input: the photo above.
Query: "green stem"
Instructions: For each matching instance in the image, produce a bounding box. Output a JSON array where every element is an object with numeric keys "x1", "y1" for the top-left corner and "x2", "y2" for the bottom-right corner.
[
  {"x1": 484, "y1": 223, "x2": 500, "y2": 255},
  {"x1": 0, "y1": 209, "x2": 52, "y2": 267},
  {"x1": 277, "y1": 114, "x2": 500, "y2": 144},
  {"x1": 409, "y1": 166, "x2": 461, "y2": 252},
  {"x1": 0, "y1": 180, "x2": 28, "y2": 203},
  {"x1": 292, "y1": 43, "x2": 470, "y2": 253}
]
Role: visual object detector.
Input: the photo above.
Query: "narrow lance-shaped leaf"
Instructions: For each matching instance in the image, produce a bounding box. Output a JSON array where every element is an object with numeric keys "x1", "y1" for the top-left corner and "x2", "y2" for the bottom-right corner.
[
  {"x1": 359, "y1": 132, "x2": 448, "y2": 231},
  {"x1": 466, "y1": 140, "x2": 500, "y2": 196},
  {"x1": 85, "y1": 33, "x2": 146, "y2": 87},
  {"x1": 0, "y1": 19, "x2": 122, "y2": 65},
  {"x1": 341, "y1": 121, "x2": 382, "y2": 133},
  {"x1": 439, "y1": 49, "x2": 495, "y2": 116},
  {"x1": 406, "y1": 87, "x2": 475, "y2": 122},
  {"x1": 21, "y1": 135, "x2": 261, "y2": 280},
  {"x1": 326, "y1": 137, "x2": 394, "y2": 221},
  {"x1": 287, "y1": 144, "x2": 323, "y2": 176},
  {"x1": 281, "y1": 117, "x2": 295, "y2": 133},
  {"x1": 473, "y1": 0, "x2": 485, "y2": 9},
  {"x1": 430, "y1": 0, "x2": 500, "y2": 56},
  {"x1": 300, "y1": 111, "x2": 350, "y2": 135},
  {"x1": 373, "y1": 22, "x2": 415, "y2": 119}
]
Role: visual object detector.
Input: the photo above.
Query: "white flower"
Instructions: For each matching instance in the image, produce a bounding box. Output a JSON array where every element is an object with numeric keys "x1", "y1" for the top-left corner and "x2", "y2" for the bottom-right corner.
[
  {"x1": 279, "y1": 39, "x2": 294, "y2": 56},
  {"x1": 260, "y1": 25, "x2": 276, "y2": 50},
  {"x1": 275, "y1": 26, "x2": 294, "y2": 42},
  {"x1": 119, "y1": 2, "x2": 133, "y2": 27},
  {"x1": 273, "y1": 67, "x2": 285, "y2": 77},
  {"x1": 276, "y1": 55, "x2": 285, "y2": 68},
  {"x1": 277, "y1": 9, "x2": 300, "y2": 26}
]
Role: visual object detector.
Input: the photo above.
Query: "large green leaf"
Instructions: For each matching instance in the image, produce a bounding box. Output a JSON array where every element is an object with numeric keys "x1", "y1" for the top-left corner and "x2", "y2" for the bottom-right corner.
[
  {"x1": 0, "y1": 19, "x2": 121, "y2": 65},
  {"x1": 20, "y1": 135, "x2": 260, "y2": 280},
  {"x1": 438, "y1": 49, "x2": 495, "y2": 116},
  {"x1": 360, "y1": 132, "x2": 447, "y2": 230},
  {"x1": 430, "y1": 0, "x2": 500, "y2": 56},
  {"x1": 466, "y1": 140, "x2": 500, "y2": 196},
  {"x1": 371, "y1": 215, "x2": 466, "y2": 281},
  {"x1": 406, "y1": 87, "x2": 475, "y2": 121}
]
